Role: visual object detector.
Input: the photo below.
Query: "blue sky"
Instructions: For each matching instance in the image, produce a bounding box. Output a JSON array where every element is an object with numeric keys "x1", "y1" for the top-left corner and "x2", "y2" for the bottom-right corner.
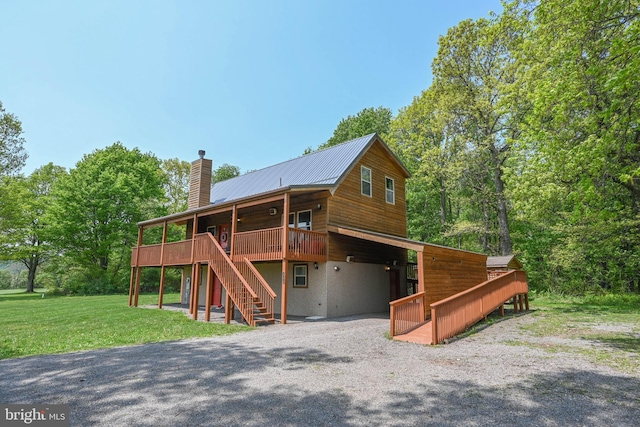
[{"x1": 2, "y1": 0, "x2": 502, "y2": 175}]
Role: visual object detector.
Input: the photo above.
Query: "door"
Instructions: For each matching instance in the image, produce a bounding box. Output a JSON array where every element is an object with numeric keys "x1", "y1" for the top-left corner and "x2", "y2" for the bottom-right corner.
[
  {"x1": 389, "y1": 269, "x2": 401, "y2": 301},
  {"x1": 212, "y1": 275, "x2": 223, "y2": 307}
]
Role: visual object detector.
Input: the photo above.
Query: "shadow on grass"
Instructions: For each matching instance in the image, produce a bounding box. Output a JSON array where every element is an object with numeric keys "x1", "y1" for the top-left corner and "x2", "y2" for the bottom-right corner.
[{"x1": 1, "y1": 331, "x2": 637, "y2": 426}]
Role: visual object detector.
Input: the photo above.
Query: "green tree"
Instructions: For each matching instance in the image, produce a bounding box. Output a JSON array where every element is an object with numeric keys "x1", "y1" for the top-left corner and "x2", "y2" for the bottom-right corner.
[
  {"x1": 213, "y1": 163, "x2": 240, "y2": 183},
  {"x1": 389, "y1": 88, "x2": 465, "y2": 246},
  {"x1": 162, "y1": 158, "x2": 190, "y2": 214},
  {"x1": 0, "y1": 101, "x2": 27, "y2": 177},
  {"x1": 508, "y1": 0, "x2": 640, "y2": 292},
  {"x1": 0, "y1": 163, "x2": 66, "y2": 292},
  {"x1": 431, "y1": 14, "x2": 524, "y2": 255},
  {"x1": 317, "y1": 106, "x2": 393, "y2": 151},
  {"x1": 46, "y1": 143, "x2": 165, "y2": 292}
]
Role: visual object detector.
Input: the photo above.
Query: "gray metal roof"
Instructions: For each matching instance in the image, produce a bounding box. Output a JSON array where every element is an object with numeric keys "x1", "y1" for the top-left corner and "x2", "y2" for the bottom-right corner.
[{"x1": 209, "y1": 133, "x2": 400, "y2": 206}]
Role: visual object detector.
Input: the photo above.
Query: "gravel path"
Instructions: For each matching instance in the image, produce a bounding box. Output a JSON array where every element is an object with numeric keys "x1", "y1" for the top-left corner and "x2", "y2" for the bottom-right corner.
[{"x1": 1, "y1": 312, "x2": 638, "y2": 426}]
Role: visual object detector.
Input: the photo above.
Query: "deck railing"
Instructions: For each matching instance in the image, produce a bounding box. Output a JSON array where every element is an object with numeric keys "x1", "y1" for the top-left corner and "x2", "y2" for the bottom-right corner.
[
  {"x1": 132, "y1": 226, "x2": 328, "y2": 267},
  {"x1": 430, "y1": 270, "x2": 528, "y2": 344},
  {"x1": 235, "y1": 258, "x2": 276, "y2": 320},
  {"x1": 389, "y1": 292, "x2": 426, "y2": 337},
  {"x1": 233, "y1": 227, "x2": 283, "y2": 261},
  {"x1": 288, "y1": 228, "x2": 327, "y2": 261}
]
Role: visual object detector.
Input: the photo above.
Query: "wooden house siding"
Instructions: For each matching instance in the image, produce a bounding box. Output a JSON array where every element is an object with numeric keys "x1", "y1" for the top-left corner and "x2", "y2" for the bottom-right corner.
[
  {"x1": 421, "y1": 247, "x2": 488, "y2": 309},
  {"x1": 329, "y1": 141, "x2": 407, "y2": 237}
]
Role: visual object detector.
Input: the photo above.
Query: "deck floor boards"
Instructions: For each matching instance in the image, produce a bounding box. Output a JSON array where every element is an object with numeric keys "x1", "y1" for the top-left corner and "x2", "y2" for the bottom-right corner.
[{"x1": 393, "y1": 320, "x2": 433, "y2": 345}]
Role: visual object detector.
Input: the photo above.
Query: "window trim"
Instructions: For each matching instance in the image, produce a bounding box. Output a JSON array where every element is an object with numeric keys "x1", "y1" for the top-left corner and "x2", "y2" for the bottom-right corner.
[
  {"x1": 385, "y1": 176, "x2": 395, "y2": 205},
  {"x1": 361, "y1": 166, "x2": 372, "y2": 197},
  {"x1": 293, "y1": 264, "x2": 308, "y2": 288}
]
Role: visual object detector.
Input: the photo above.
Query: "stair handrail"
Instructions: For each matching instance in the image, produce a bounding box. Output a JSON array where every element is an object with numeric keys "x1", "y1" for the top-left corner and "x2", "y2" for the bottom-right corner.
[
  {"x1": 242, "y1": 257, "x2": 277, "y2": 298},
  {"x1": 236, "y1": 258, "x2": 276, "y2": 321},
  {"x1": 430, "y1": 270, "x2": 528, "y2": 344},
  {"x1": 203, "y1": 233, "x2": 258, "y2": 325}
]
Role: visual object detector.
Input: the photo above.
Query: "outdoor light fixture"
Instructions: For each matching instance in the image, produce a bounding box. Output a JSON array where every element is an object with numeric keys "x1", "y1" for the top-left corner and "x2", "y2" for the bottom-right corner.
[
  {"x1": 334, "y1": 266, "x2": 340, "y2": 271},
  {"x1": 317, "y1": 203, "x2": 322, "y2": 210},
  {"x1": 314, "y1": 262, "x2": 318, "y2": 270}
]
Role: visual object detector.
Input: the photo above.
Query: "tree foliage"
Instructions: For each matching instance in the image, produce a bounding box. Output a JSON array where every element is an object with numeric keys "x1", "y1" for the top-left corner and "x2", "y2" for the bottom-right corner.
[
  {"x1": 0, "y1": 101, "x2": 27, "y2": 177},
  {"x1": 46, "y1": 143, "x2": 165, "y2": 293},
  {"x1": 318, "y1": 106, "x2": 393, "y2": 151},
  {"x1": 213, "y1": 163, "x2": 240, "y2": 183},
  {"x1": 162, "y1": 158, "x2": 190, "y2": 214},
  {"x1": 0, "y1": 163, "x2": 66, "y2": 292}
]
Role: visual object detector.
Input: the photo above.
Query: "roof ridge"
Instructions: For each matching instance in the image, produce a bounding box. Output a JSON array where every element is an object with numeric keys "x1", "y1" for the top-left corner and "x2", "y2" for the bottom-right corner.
[{"x1": 229, "y1": 133, "x2": 378, "y2": 179}]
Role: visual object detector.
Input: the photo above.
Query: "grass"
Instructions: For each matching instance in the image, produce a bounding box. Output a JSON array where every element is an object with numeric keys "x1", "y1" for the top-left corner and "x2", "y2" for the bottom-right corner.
[
  {"x1": 513, "y1": 293, "x2": 640, "y2": 374},
  {"x1": 0, "y1": 290, "x2": 251, "y2": 360}
]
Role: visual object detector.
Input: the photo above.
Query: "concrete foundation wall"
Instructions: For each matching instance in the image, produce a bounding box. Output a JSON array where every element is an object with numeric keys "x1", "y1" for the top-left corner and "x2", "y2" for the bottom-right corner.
[
  {"x1": 256, "y1": 262, "x2": 328, "y2": 318},
  {"x1": 326, "y1": 261, "x2": 391, "y2": 318}
]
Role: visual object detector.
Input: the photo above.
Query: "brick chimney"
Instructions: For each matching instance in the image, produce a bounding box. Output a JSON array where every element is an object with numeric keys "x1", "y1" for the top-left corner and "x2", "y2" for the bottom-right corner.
[{"x1": 188, "y1": 150, "x2": 212, "y2": 209}]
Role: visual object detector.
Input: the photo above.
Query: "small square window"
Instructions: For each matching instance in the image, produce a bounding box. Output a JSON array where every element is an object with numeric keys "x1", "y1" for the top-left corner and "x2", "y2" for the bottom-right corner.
[
  {"x1": 386, "y1": 177, "x2": 395, "y2": 204},
  {"x1": 361, "y1": 166, "x2": 372, "y2": 197},
  {"x1": 293, "y1": 264, "x2": 308, "y2": 288}
]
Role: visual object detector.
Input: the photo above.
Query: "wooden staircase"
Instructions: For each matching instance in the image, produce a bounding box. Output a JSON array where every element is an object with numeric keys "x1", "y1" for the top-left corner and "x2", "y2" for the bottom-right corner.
[{"x1": 202, "y1": 233, "x2": 276, "y2": 326}]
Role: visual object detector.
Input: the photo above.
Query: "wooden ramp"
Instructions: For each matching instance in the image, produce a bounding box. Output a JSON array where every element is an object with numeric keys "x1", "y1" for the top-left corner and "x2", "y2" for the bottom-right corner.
[{"x1": 393, "y1": 320, "x2": 433, "y2": 345}]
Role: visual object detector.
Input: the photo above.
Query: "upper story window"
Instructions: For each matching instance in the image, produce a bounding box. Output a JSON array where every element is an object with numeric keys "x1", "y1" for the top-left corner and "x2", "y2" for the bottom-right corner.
[
  {"x1": 386, "y1": 177, "x2": 395, "y2": 204},
  {"x1": 288, "y1": 210, "x2": 312, "y2": 230},
  {"x1": 361, "y1": 166, "x2": 372, "y2": 197}
]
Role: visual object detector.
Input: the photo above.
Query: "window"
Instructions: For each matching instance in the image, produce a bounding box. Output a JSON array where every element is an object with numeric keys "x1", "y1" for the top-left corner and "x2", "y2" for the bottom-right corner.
[
  {"x1": 293, "y1": 264, "x2": 308, "y2": 288},
  {"x1": 297, "y1": 210, "x2": 311, "y2": 230},
  {"x1": 288, "y1": 210, "x2": 312, "y2": 230},
  {"x1": 361, "y1": 166, "x2": 372, "y2": 197},
  {"x1": 385, "y1": 177, "x2": 395, "y2": 204}
]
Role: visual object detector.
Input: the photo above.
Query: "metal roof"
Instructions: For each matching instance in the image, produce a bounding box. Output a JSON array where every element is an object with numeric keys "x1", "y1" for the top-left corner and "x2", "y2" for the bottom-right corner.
[{"x1": 209, "y1": 133, "x2": 404, "y2": 206}]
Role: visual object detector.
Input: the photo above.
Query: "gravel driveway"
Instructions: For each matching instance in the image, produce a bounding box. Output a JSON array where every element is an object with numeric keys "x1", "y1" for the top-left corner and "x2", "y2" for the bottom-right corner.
[{"x1": 1, "y1": 312, "x2": 638, "y2": 426}]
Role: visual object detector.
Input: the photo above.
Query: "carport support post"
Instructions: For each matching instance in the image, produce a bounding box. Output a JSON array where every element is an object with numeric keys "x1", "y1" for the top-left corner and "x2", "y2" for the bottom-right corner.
[
  {"x1": 281, "y1": 193, "x2": 290, "y2": 325},
  {"x1": 205, "y1": 267, "x2": 213, "y2": 322},
  {"x1": 128, "y1": 267, "x2": 135, "y2": 306},
  {"x1": 158, "y1": 221, "x2": 167, "y2": 309},
  {"x1": 132, "y1": 226, "x2": 144, "y2": 307},
  {"x1": 158, "y1": 267, "x2": 166, "y2": 309},
  {"x1": 193, "y1": 262, "x2": 201, "y2": 320}
]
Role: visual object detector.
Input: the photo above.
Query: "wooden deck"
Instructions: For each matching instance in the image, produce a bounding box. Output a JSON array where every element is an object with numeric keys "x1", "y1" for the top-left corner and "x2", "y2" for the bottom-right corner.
[{"x1": 393, "y1": 321, "x2": 433, "y2": 345}]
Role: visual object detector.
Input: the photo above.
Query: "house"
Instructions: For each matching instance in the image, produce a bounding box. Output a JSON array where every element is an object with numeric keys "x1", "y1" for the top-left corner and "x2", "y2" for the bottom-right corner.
[{"x1": 129, "y1": 134, "x2": 528, "y2": 343}]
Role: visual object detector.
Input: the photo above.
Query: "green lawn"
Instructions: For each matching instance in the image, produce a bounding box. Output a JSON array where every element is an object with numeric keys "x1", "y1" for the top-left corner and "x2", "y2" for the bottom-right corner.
[
  {"x1": 510, "y1": 293, "x2": 640, "y2": 373},
  {"x1": 0, "y1": 290, "x2": 251, "y2": 360}
]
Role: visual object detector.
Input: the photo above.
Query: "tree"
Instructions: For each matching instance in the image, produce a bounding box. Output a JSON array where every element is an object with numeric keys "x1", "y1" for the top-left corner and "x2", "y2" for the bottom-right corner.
[
  {"x1": 507, "y1": 0, "x2": 640, "y2": 292},
  {"x1": 430, "y1": 13, "x2": 525, "y2": 255},
  {"x1": 46, "y1": 143, "x2": 165, "y2": 291},
  {"x1": 317, "y1": 106, "x2": 393, "y2": 151},
  {"x1": 213, "y1": 163, "x2": 240, "y2": 183},
  {"x1": 389, "y1": 88, "x2": 465, "y2": 246},
  {"x1": 162, "y1": 158, "x2": 190, "y2": 214},
  {"x1": 0, "y1": 163, "x2": 66, "y2": 292},
  {"x1": 0, "y1": 101, "x2": 28, "y2": 177}
]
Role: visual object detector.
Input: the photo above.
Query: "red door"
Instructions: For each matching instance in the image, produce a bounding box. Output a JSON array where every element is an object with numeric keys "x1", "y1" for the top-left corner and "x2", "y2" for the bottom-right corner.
[{"x1": 212, "y1": 275, "x2": 222, "y2": 307}]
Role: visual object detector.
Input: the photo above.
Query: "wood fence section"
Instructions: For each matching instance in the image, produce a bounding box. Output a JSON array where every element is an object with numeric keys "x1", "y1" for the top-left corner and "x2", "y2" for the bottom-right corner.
[
  {"x1": 430, "y1": 270, "x2": 528, "y2": 344},
  {"x1": 389, "y1": 292, "x2": 425, "y2": 337}
]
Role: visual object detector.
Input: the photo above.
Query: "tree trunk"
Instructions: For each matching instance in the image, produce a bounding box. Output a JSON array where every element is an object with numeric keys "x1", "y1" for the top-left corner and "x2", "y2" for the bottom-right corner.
[
  {"x1": 25, "y1": 256, "x2": 38, "y2": 293},
  {"x1": 490, "y1": 148, "x2": 512, "y2": 255}
]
